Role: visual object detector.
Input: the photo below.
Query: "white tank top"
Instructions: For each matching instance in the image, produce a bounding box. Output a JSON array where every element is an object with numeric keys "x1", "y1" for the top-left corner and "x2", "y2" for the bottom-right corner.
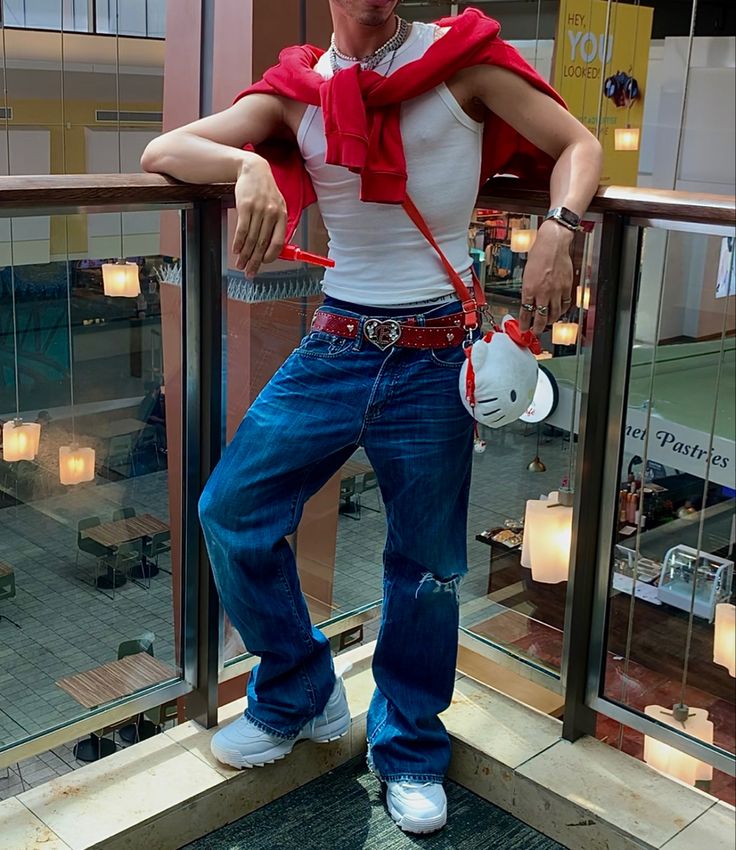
[{"x1": 297, "y1": 22, "x2": 483, "y2": 307}]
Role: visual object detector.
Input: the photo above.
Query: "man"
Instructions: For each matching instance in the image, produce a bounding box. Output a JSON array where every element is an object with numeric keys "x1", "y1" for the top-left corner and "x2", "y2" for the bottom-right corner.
[{"x1": 142, "y1": 2, "x2": 602, "y2": 835}]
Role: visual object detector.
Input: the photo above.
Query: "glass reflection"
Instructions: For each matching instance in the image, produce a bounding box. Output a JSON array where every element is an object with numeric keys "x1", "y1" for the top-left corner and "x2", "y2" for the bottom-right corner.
[{"x1": 599, "y1": 226, "x2": 735, "y2": 800}]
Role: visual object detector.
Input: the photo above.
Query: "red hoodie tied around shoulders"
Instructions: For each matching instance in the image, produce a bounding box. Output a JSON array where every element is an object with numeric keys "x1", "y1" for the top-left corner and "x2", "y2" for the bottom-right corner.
[{"x1": 233, "y1": 9, "x2": 567, "y2": 240}]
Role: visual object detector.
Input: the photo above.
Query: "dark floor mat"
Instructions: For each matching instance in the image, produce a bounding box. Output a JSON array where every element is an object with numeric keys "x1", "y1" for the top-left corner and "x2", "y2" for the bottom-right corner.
[{"x1": 185, "y1": 756, "x2": 565, "y2": 850}]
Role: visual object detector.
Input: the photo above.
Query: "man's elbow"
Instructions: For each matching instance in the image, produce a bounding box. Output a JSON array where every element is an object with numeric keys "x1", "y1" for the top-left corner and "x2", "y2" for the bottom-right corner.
[{"x1": 140, "y1": 135, "x2": 174, "y2": 174}]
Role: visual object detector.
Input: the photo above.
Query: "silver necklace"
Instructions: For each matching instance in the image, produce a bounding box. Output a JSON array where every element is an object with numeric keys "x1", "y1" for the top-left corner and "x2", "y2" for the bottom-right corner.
[{"x1": 329, "y1": 16, "x2": 411, "y2": 74}]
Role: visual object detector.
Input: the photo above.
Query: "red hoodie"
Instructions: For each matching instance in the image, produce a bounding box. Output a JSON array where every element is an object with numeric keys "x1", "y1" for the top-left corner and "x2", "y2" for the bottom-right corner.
[{"x1": 234, "y1": 8, "x2": 566, "y2": 240}]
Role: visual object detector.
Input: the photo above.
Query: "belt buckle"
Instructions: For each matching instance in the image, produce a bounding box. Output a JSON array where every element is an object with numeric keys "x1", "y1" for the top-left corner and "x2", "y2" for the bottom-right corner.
[{"x1": 363, "y1": 318, "x2": 402, "y2": 350}]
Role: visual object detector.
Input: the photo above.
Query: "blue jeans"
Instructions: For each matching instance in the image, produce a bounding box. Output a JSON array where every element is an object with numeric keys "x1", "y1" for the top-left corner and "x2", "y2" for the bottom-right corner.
[{"x1": 198, "y1": 297, "x2": 474, "y2": 782}]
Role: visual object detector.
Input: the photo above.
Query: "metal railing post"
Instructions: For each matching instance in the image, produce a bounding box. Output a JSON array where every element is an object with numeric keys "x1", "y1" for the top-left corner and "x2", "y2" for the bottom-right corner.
[
  {"x1": 562, "y1": 211, "x2": 630, "y2": 741},
  {"x1": 182, "y1": 199, "x2": 225, "y2": 727}
]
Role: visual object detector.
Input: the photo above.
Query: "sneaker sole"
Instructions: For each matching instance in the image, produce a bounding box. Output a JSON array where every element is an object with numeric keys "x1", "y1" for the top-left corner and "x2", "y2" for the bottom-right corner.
[
  {"x1": 387, "y1": 802, "x2": 447, "y2": 835},
  {"x1": 211, "y1": 714, "x2": 351, "y2": 769},
  {"x1": 210, "y1": 741, "x2": 296, "y2": 770}
]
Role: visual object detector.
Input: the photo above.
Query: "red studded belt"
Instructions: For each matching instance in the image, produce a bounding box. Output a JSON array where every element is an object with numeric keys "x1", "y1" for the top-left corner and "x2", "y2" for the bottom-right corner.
[{"x1": 311, "y1": 310, "x2": 467, "y2": 351}]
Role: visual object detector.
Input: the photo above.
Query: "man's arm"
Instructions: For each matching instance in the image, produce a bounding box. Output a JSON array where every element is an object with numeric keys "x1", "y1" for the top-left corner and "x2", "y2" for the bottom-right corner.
[
  {"x1": 459, "y1": 65, "x2": 603, "y2": 333},
  {"x1": 141, "y1": 94, "x2": 290, "y2": 277}
]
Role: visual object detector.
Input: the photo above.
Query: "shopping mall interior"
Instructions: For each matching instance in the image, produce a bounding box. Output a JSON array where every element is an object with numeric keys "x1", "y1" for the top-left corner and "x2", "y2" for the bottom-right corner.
[{"x1": 0, "y1": 1, "x2": 734, "y2": 848}]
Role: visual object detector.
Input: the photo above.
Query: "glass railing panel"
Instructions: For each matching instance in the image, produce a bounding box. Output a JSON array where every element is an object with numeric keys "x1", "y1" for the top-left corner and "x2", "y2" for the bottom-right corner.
[
  {"x1": 0, "y1": 206, "x2": 185, "y2": 756},
  {"x1": 598, "y1": 223, "x2": 735, "y2": 802},
  {"x1": 218, "y1": 259, "x2": 384, "y2": 670},
  {"x1": 456, "y1": 207, "x2": 597, "y2": 679}
]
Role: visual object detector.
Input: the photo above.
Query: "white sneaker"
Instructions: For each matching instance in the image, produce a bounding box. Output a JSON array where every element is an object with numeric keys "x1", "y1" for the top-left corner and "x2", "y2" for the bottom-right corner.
[
  {"x1": 210, "y1": 676, "x2": 350, "y2": 769},
  {"x1": 386, "y1": 781, "x2": 448, "y2": 834}
]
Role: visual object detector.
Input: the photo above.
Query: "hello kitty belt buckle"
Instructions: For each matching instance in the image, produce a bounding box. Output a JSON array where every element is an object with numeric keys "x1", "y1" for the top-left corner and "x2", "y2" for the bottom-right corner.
[{"x1": 363, "y1": 319, "x2": 402, "y2": 350}]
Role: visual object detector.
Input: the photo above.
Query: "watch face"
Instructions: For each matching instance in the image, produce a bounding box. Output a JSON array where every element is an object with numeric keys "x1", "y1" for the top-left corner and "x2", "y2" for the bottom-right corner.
[{"x1": 560, "y1": 207, "x2": 580, "y2": 227}]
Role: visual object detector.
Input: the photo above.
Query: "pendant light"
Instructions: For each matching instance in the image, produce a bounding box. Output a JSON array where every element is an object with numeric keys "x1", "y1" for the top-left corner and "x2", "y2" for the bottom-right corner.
[
  {"x1": 552, "y1": 321, "x2": 579, "y2": 346},
  {"x1": 57, "y1": 31, "x2": 95, "y2": 485},
  {"x1": 58, "y1": 247, "x2": 96, "y2": 484},
  {"x1": 2, "y1": 420, "x2": 41, "y2": 462},
  {"x1": 59, "y1": 445, "x2": 96, "y2": 485},
  {"x1": 102, "y1": 260, "x2": 140, "y2": 297},
  {"x1": 643, "y1": 705, "x2": 713, "y2": 785},
  {"x1": 713, "y1": 602, "x2": 735, "y2": 676},
  {"x1": 614, "y1": 126, "x2": 641, "y2": 151},
  {"x1": 510, "y1": 228, "x2": 536, "y2": 254},
  {"x1": 101, "y1": 14, "x2": 140, "y2": 298},
  {"x1": 522, "y1": 491, "x2": 573, "y2": 584}
]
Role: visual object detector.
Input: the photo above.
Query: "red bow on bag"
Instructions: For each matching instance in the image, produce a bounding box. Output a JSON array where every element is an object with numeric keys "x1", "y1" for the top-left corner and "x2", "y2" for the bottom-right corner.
[{"x1": 500, "y1": 317, "x2": 542, "y2": 355}]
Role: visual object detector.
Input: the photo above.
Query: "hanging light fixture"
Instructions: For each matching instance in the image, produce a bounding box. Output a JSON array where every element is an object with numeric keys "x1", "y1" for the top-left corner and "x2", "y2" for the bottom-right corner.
[
  {"x1": 523, "y1": 491, "x2": 573, "y2": 583},
  {"x1": 2, "y1": 420, "x2": 41, "y2": 462},
  {"x1": 59, "y1": 445, "x2": 95, "y2": 485},
  {"x1": 102, "y1": 260, "x2": 140, "y2": 297},
  {"x1": 102, "y1": 20, "x2": 140, "y2": 299},
  {"x1": 510, "y1": 228, "x2": 536, "y2": 253},
  {"x1": 59, "y1": 222, "x2": 96, "y2": 485},
  {"x1": 552, "y1": 321, "x2": 579, "y2": 346},
  {"x1": 615, "y1": 126, "x2": 641, "y2": 151},
  {"x1": 713, "y1": 602, "x2": 735, "y2": 676},
  {"x1": 643, "y1": 704, "x2": 714, "y2": 785}
]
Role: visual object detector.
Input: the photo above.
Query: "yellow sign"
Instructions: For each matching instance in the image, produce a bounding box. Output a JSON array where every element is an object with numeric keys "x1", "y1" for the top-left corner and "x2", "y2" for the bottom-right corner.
[{"x1": 553, "y1": 0, "x2": 654, "y2": 186}]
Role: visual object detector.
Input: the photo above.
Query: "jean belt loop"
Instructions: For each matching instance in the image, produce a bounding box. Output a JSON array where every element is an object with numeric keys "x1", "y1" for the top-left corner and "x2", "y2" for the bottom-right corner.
[{"x1": 353, "y1": 313, "x2": 366, "y2": 351}]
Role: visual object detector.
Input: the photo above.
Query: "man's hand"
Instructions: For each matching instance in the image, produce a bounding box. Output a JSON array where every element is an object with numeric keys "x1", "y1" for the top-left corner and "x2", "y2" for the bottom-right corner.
[
  {"x1": 518, "y1": 221, "x2": 574, "y2": 335},
  {"x1": 232, "y1": 156, "x2": 288, "y2": 278}
]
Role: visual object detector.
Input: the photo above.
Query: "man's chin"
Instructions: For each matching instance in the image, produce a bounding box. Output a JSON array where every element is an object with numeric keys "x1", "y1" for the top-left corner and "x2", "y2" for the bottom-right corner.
[{"x1": 356, "y1": 0, "x2": 399, "y2": 25}]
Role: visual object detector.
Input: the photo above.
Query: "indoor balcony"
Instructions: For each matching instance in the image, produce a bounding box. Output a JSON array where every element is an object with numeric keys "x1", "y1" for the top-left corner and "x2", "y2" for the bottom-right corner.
[{"x1": 0, "y1": 175, "x2": 733, "y2": 849}]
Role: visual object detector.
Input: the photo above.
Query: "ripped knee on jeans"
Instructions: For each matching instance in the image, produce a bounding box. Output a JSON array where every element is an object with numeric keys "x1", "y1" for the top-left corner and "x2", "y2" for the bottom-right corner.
[{"x1": 414, "y1": 572, "x2": 462, "y2": 602}]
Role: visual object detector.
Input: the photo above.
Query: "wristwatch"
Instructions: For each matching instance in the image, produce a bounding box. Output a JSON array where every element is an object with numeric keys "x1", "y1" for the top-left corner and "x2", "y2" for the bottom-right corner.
[{"x1": 544, "y1": 206, "x2": 582, "y2": 232}]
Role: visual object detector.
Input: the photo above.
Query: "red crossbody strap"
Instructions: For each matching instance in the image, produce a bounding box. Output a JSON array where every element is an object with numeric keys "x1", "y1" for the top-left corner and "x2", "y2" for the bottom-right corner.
[{"x1": 402, "y1": 194, "x2": 486, "y2": 329}]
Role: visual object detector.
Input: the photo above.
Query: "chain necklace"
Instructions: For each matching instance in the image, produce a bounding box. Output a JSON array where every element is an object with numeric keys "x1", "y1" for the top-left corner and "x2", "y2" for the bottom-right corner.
[{"x1": 329, "y1": 16, "x2": 411, "y2": 74}]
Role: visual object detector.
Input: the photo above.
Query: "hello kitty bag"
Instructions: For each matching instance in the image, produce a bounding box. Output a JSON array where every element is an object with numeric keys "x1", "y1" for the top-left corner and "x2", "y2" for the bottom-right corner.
[{"x1": 402, "y1": 195, "x2": 540, "y2": 428}]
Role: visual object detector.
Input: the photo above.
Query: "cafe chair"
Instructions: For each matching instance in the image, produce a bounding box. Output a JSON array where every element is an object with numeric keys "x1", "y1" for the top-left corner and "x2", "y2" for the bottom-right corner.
[
  {"x1": 0, "y1": 562, "x2": 21, "y2": 629},
  {"x1": 113, "y1": 506, "x2": 136, "y2": 521},
  {"x1": 105, "y1": 434, "x2": 134, "y2": 479},
  {"x1": 142, "y1": 530, "x2": 172, "y2": 577},
  {"x1": 117, "y1": 635, "x2": 162, "y2": 744},
  {"x1": 133, "y1": 426, "x2": 163, "y2": 470},
  {"x1": 339, "y1": 477, "x2": 362, "y2": 520},
  {"x1": 358, "y1": 470, "x2": 382, "y2": 515},
  {"x1": 98, "y1": 539, "x2": 144, "y2": 599},
  {"x1": 76, "y1": 516, "x2": 112, "y2": 579}
]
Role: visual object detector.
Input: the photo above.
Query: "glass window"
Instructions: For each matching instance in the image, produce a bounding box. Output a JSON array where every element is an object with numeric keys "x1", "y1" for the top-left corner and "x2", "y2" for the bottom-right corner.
[
  {"x1": 2, "y1": 0, "x2": 88, "y2": 31},
  {"x1": 96, "y1": 0, "x2": 166, "y2": 38}
]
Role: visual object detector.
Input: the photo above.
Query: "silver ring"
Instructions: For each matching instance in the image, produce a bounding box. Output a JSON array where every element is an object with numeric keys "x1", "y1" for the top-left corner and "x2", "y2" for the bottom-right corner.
[
  {"x1": 521, "y1": 303, "x2": 535, "y2": 313},
  {"x1": 536, "y1": 305, "x2": 549, "y2": 316}
]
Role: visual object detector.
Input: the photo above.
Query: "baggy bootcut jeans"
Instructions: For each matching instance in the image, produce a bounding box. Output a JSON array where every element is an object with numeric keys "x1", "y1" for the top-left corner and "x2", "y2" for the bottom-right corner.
[{"x1": 198, "y1": 297, "x2": 474, "y2": 782}]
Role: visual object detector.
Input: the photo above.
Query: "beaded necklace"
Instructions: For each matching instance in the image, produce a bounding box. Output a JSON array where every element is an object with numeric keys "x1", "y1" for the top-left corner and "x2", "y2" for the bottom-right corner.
[{"x1": 329, "y1": 16, "x2": 411, "y2": 74}]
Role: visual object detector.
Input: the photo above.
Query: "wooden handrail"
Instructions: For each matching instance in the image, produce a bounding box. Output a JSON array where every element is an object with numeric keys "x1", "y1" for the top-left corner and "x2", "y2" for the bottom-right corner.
[
  {"x1": 0, "y1": 174, "x2": 232, "y2": 209},
  {"x1": 0, "y1": 173, "x2": 734, "y2": 226},
  {"x1": 478, "y1": 179, "x2": 736, "y2": 226}
]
